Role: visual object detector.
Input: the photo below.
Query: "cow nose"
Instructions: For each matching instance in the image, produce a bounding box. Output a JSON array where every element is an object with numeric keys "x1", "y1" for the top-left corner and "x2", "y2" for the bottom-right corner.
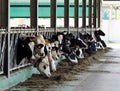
[
  {"x1": 47, "y1": 74, "x2": 51, "y2": 78},
  {"x1": 40, "y1": 53, "x2": 44, "y2": 57}
]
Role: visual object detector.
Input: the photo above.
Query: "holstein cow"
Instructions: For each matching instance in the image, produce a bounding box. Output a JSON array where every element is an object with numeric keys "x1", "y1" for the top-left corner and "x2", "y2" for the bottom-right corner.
[
  {"x1": 60, "y1": 33, "x2": 78, "y2": 64},
  {"x1": 94, "y1": 29, "x2": 107, "y2": 48},
  {"x1": 51, "y1": 32, "x2": 64, "y2": 58},
  {"x1": 45, "y1": 39, "x2": 57, "y2": 72},
  {"x1": 83, "y1": 33, "x2": 97, "y2": 56},
  {"x1": 16, "y1": 36, "x2": 36, "y2": 65},
  {"x1": 32, "y1": 34, "x2": 46, "y2": 57},
  {"x1": 69, "y1": 33, "x2": 87, "y2": 59},
  {"x1": 35, "y1": 56, "x2": 51, "y2": 78},
  {"x1": 17, "y1": 34, "x2": 52, "y2": 78}
]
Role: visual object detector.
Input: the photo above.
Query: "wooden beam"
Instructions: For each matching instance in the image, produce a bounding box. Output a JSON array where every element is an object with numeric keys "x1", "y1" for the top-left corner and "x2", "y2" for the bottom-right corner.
[
  {"x1": 64, "y1": 0, "x2": 69, "y2": 28},
  {"x1": 74, "y1": 0, "x2": 79, "y2": 28},
  {"x1": 50, "y1": 0, "x2": 56, "y2": 28}
]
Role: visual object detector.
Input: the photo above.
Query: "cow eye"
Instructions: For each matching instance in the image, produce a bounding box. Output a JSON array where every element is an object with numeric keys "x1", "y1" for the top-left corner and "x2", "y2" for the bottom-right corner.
[
  {"x1": 38, "y1": 46, "x2": 41, "y2": 49},
  {"x1": 43, "y1": 65, "x2": 46, "y2": 69},
  {"x1": 49, "y1": 47, "x2": 51, "y2": 50}
]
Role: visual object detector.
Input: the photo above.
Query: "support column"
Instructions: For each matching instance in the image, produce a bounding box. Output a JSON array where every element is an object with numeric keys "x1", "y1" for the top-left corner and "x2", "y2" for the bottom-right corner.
[
  {"x1": 93, "y1": 0, "x2": 97, "y2": 28},
  {"x1": 51, "y1": 0, "x2": 56, "y2": 31},
  {"x1": 0, "y1": 0, "x2": 10, "y2": 77},
  {"x1": 74, "y1": 0, "x2": 79, "y2": 28},
  {"x1": 0, "y1": 0, "x2": 2, "y2": 27},
  {"x1": 64, "y1": 0, "x2": 69, "y2": 28},
  {"x1": 30, "y1": 0, "x2": 38, "y2": 30},
  {"x1": 0, "y1": 0, "x2": 9, "y2": 28},
  {"x1": 98, "y1": 0, "x2": 101, "y2": 28},
  {"x1": 82, "y1": 0, "x2": 86, "y2": 28},
  {"x1": 89, "y1": 0, "x2": 92, "y2": 28}
]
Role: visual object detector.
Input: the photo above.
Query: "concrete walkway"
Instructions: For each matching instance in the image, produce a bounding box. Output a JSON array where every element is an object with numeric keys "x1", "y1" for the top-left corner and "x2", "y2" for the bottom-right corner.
[
  {"x1": 73, "y1": 48, "x2": 120, "y2": 91},
  {"x1": 49, "y1": 44, "x2": 120, "y2": 91}
]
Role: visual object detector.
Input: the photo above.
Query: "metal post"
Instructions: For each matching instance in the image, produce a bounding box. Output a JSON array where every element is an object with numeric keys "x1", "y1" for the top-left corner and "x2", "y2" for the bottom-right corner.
[
  {"x1": 0, "y1": 0, "x2": 10, "y2": 77},
  {"x1": 64, "y1": 0, "x2": 69, "y2": 32},
  {"x1": 82, "y1": 0, "x2": 86, "y2": 28},
  {"x1": 74, "y1": 0, "x2": 79, "y2": 37},
  {"x1": 89, "y1": 0, "x2": 92, "y2": 28},
  {"x1": 93, "y1": 0, "x2": 97, "y2": 28},
  {"x1": 74, "y1": 0, "x2": 79, "y2": 28},
  {"x1": 98, "y1": 0, "x2": 101, "y2": 28},
  {"x1": 51, "y1": 0, "x2": 57, "y2": 33},
  {"x1": 0, "y1": 0, "x2": 2, "y2": 27},
  {"x1": 30, "y1": 0, "x2": 38, "y2": 33}
]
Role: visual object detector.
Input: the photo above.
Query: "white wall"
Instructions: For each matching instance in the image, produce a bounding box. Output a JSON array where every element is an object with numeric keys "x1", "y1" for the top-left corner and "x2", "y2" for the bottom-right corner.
[{"x1": 102, "y1": 20, "x2": 120, "y2": 43}]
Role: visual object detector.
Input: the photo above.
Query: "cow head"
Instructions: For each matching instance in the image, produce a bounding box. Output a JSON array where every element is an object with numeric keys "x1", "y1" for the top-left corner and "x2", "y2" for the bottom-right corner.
[
  {"x1": 35, "y1": 44, "x2": 45, "y2": 57},
  {"x1": 97, "y1": 29, "x2": 105, "y2": 36},
  {"x1": 45, "y1": 42, "x2": 57, "y2": 72},
  {"x1": 36, "y1": 57, "x2": 51, "y2": 78}
]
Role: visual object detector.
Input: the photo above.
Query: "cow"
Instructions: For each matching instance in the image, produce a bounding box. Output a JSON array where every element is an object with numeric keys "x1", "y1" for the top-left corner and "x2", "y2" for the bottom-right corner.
[
  {"x1": 35, "y1": 57, "x2": 51, "y2": 78},
  {"x1": 94, "y1": 29, "x2": 107, "y2": 48},
  {"x1": 51, "y1": 32, "x2": 63, "y2": 45},
  {"x1": 60, "y1": 33, "x2": 78, "y2": 63},
  {"x1": 32, "y1": 34, "x2": 46, "y2": 57},
  {"x1": 16, "y1": 36, "x2": 36, "y2": 65},
  {"x1": 45, "y1": 40, "x2": 57, "y2": 72},
  {"x1": 78, "y1": 32, "x2": 97, "y2": 56},
  {"x1": 84, "y1": 33, "x2": 97, "y2": 56}
]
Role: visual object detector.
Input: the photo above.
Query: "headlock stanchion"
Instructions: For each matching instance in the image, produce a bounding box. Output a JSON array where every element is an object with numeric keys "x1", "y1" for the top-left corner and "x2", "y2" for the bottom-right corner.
[{"x1": 0, "y1": 27, "x2": 103, "y2": 90}]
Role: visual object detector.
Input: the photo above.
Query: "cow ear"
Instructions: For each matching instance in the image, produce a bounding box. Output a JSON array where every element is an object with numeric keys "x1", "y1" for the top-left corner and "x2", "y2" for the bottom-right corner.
[{"x1": 45, "y1": 39, "x2": 50, "y2": 45}]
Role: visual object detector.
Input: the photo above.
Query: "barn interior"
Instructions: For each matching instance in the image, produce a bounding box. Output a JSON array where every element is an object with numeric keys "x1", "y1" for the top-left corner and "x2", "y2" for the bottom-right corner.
[{"x1": 0, "y1": 0, "x2": 120, "y2": 91}]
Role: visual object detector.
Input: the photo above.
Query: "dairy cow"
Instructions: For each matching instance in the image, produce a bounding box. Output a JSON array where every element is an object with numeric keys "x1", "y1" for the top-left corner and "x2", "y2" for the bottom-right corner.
[
  {"x1": 16, "y1": 37, "x2": 35, "y2": 65},
  {"x1": 94, "y1": 29, "x2": 107, "y2": 48}
]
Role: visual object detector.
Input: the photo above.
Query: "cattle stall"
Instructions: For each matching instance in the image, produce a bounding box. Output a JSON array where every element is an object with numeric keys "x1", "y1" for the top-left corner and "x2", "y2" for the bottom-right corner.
[{"x1": 0, "y1": 27, "x2": 97, "y2": 90}]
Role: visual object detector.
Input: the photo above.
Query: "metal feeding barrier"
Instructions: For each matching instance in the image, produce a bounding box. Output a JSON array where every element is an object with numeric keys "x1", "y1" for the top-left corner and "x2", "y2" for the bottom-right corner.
[{"x1": 0, "y1": 27, "x2": 97, "y2": 77}]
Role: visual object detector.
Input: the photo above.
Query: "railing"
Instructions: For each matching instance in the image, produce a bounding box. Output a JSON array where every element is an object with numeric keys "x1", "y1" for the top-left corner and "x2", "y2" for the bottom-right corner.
[{"x1": 0, "y1": 27, "x2": 98, "y2": 77}]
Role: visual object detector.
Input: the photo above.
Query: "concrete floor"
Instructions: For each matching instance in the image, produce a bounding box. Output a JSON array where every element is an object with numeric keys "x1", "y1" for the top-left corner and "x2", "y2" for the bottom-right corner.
[{"x1": 49, "y1": 44, "x2": 120, "y2": 91}]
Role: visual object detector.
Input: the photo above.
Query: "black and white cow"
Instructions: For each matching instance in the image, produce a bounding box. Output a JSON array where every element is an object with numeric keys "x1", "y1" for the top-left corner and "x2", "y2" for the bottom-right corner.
[
  {"x1": 35, "y1": 56, "x2": 51, "y2": 78},
  {"x1": 16, "y1": 34, "x2": 52, "y2": 78},
  {"x1": 68, "y1": 33, "x2": 87, "y2": 59},
  {"x1": 94, "y1": 29, "x2": 107, "y2": 48},
  {"x1": 79, "y1": 33, "x2": 97, "y2": 56},
  {"x1": 16, "y1": 36, "x2": 35, "y2": 65}
]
